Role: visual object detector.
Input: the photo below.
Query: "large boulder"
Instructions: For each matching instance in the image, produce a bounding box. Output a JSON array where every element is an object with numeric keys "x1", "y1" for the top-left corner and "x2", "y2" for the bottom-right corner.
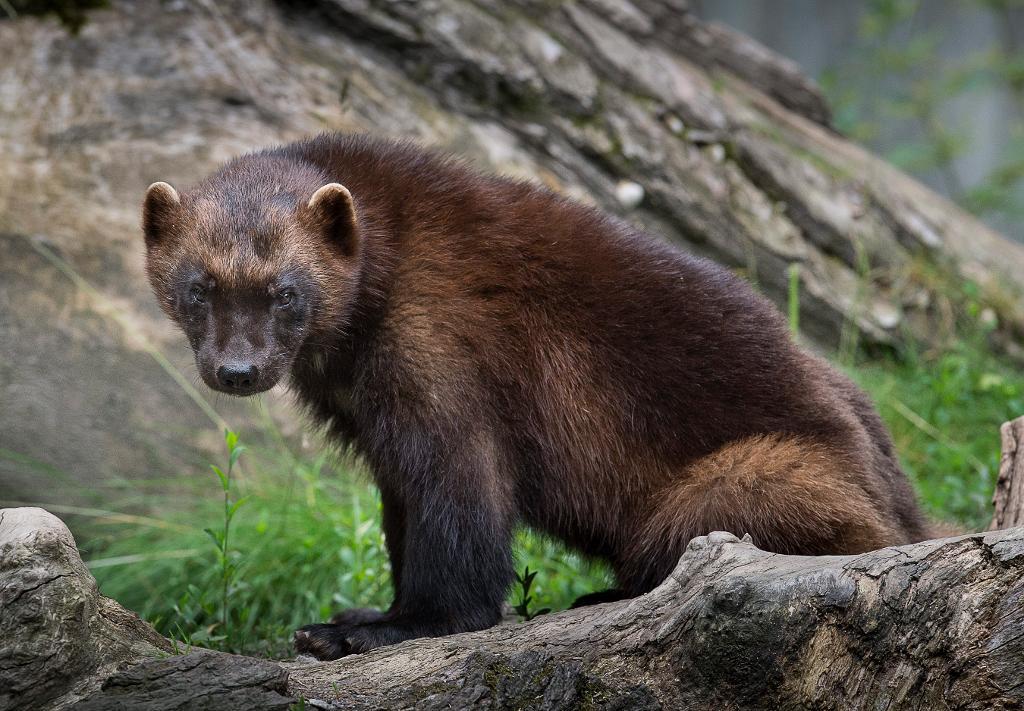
[{"x1": 3, "y1": 0, "x2": 1024, "y2": 502}]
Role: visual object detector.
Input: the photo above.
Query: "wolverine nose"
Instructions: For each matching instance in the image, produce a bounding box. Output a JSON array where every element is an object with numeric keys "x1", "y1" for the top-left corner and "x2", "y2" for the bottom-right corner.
[{"x1": 217, "y1": 363, "x2": 259, "y2": 390}]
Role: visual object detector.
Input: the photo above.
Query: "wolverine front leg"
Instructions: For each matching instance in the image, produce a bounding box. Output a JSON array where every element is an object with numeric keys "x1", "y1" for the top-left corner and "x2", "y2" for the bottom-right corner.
[{"x1": 295, "y1": 434, "x2": 514, "y2": 660}]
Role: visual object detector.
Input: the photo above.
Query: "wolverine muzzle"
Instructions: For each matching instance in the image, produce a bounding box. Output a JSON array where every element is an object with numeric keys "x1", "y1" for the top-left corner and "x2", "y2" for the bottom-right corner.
[{"x1": 216, "y1": 362, "x2": 260, "y2": 392}]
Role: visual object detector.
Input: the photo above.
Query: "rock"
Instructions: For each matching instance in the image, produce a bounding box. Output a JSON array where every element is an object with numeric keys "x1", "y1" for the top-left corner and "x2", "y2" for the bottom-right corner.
[
  {"x1": 3, "y1": 0, "x2": 1024, "y2": 503},
  {"x1": 614, "y1": 179, "x2": 645, "y2": 208}
]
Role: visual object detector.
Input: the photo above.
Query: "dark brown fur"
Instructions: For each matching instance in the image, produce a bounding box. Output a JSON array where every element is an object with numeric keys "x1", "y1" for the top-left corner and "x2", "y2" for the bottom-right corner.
[{"x1": 142, "y1": 133, "x2": 929, "y2": 660}]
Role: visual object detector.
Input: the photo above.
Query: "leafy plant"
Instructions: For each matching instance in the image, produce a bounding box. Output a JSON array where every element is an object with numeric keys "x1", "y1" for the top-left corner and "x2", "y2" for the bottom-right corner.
[
  {"x1": 511, "y1": 566, "x2": 551, "y2": 622},
  {"x1": 204, "y1": 429, "x2": 249, "y2": 646},
  {"x1": 852, "y1": 338, "x2": 1020, "y2": 528}
]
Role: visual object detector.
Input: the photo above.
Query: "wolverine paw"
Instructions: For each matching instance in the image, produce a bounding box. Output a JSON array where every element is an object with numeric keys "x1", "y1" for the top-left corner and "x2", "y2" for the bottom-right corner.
[
  {"x1": 294, "y1": 623, "x2": 352, "y2": 660},
  {"x1": 294, "y1": 619, "x2": 415, "y2": 660},
  {"x1": 570, "y1": 588, "x2": 628, "y2": 608}
]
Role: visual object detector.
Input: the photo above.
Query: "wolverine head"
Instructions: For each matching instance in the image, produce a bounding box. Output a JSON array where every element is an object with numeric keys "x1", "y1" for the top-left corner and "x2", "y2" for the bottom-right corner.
[{"x1": 141, "y1": 157, "x2": 361, "y2": 395}]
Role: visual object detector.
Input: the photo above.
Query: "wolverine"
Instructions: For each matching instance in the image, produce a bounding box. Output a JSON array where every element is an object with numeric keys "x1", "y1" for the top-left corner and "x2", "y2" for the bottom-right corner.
[{"x1": 141, "y1": 133, "x2": 928, "y2": 660}]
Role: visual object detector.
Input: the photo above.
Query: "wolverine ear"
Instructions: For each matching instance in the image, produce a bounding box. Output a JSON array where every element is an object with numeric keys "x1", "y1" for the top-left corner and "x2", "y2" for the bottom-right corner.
[
  {"x1": 142, "y1": 181, "x2": 181, "y2": 248},
  {"x1": 306, "y1": 183, "x2": 359, "y2": 257}
]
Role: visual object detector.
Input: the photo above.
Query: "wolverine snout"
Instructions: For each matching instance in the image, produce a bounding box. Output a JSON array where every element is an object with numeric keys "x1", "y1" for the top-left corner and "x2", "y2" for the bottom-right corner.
[
  {"x1": 198, "y1": 348, "x2": 282, "y2": 396},
  {"x1": 216, "y1": 362, "x2": 259, "y2": 392},
  {"x1": 202, "y1": 353, "x2": 283, "y2": 395}
]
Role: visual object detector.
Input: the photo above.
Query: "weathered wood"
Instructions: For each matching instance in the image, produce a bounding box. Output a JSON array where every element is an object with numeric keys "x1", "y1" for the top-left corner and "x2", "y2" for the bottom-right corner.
[
  {"x1": 282, "y1": 530, "x2": 1024, "y2": 710},
  {"x1": 5, "y1": 506, "x2": 1024, "y2": 711},
  {"x1": 992, "y1": 416, "x2": 1024, "y2": 530},
  {"x1": 70, "y1": 653, "x2": 294, "y2": 711},
  {"x1": 0, "y1": 508, "x2": 172, "y2": 711}
]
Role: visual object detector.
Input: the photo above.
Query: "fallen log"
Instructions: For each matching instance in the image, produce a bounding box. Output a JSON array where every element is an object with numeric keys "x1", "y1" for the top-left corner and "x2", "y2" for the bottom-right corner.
[{"x1": 3, "y1": 503, "x2": 1023, "y2": 710}]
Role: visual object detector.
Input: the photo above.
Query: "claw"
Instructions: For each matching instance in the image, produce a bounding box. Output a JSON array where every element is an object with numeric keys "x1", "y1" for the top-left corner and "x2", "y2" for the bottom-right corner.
[{"x1": 293, "y1": 623, "x2": 353, "y2": 660}]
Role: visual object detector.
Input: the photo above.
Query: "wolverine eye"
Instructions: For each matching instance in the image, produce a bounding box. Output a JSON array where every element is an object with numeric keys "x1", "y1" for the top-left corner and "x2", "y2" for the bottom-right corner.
[
  {"x1": 276, "y1": 289, "x2": 296, "y2": 308},
  {"x1": 189, "y1": 285, "x2": 207, "y2": 305}
]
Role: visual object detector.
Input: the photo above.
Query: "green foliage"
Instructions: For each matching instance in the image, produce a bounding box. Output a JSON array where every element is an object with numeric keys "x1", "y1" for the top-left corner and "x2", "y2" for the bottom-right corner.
[
  {"x1": 77, "y1": 434, "x2": 610, "y2": 657},
  {"x1": 821, "y1": 0, "x2": 1024, "y2": 225},
  {"x1": 852, "y1": 339, "x2": 1022, "y2": 528},
  {"x1": 201, "y1": 430, "x2": 248, "y2": 648},
  {"x1": 511, "y1": 566, "x2": 552, "y2": 622},
  {"x1": 83, "y1": 449, "x2": 386, "y2": 657}
]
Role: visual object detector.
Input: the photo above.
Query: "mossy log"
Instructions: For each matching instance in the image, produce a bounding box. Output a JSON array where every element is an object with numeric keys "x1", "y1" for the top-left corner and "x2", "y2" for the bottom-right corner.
[{"x1": 4, "y1": 503, "x2": 1024, "y2": 710}]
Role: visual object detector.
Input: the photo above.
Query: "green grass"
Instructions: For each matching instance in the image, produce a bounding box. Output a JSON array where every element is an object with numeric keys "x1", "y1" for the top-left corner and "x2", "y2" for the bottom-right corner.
[
  {"x1": 851, "y1": 340, "x2": 1021, "y2": 530},
  {"x1": 76, "y1": 436, "x2": 611, "y2": 657}
]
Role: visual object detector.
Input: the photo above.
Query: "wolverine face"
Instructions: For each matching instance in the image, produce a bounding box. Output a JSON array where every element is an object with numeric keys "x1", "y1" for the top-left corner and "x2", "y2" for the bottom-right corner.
[
  {"x1": 165, "y1": 260, "x2": 317, "y2": 394},
  {"x1": 141, "y1": 161, "x2": 361, "y2": 396}
]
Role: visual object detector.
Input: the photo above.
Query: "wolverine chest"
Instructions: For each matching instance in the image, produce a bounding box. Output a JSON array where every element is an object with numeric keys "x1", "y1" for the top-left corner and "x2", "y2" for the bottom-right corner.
[{"x1": 290, "y1": 355, "x2": 362, "y2": 441}]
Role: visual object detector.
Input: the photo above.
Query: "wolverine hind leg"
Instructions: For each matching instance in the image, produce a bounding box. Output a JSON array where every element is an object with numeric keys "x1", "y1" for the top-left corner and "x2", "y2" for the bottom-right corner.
[{"x1": 617, "y1": 434, "x2": 903, "y2": 596}]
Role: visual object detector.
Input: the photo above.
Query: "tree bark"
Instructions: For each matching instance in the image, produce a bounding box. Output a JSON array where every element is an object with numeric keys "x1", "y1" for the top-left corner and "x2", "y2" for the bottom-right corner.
[
  {"x1": 992, "y1": 415, "x2": 1024, "y2": 530},
  {"x1": 4, "y1": 505, "x2": 1024, "y2": 711}
]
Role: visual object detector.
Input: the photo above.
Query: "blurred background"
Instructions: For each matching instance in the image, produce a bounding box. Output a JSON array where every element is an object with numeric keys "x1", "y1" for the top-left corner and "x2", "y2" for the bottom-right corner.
[
  {"x1": 3, "y1": 0, "x2": 1024, "y2": 657},
  {"x1": 703, "y1": 0, "x2": 1024, "y2": 242}
]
